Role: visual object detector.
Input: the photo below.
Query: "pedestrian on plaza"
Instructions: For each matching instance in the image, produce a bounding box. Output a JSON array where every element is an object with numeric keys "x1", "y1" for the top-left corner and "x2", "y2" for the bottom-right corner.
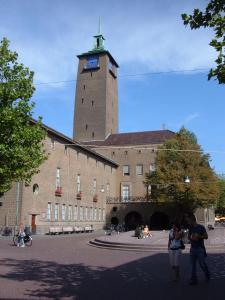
[
  {"x1": 168, "y1": 222, "x2": 183, "y2": 281},
  {"x1": 17, "y1": 223, "x2": 25, "y2": 247},
  {"x1": 186, "y1": 214, "x2": 210, "y2": 285}
]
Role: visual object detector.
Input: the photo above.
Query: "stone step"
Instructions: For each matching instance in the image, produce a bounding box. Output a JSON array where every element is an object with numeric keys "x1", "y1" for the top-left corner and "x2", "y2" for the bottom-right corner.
[{"x1": 89, "y1": 238, "x2": 225, "y2": 253}]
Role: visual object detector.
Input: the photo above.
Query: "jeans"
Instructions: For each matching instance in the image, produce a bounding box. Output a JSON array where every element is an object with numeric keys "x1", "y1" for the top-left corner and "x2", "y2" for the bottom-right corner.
[{"x1": 190, "y1": 247, "x2": 210, "y2": 281}]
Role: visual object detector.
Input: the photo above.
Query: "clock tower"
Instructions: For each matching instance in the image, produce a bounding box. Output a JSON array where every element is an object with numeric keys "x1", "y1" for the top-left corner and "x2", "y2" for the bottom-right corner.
[{"x1": 73, "y1": 27, "x2": 119, "y2": 142}]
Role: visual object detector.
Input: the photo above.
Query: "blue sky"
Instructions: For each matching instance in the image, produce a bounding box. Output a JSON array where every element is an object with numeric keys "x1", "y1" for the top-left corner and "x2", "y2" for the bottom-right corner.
[{"x1": 0, "y1": 0, "x2": 224, "y2": 174}]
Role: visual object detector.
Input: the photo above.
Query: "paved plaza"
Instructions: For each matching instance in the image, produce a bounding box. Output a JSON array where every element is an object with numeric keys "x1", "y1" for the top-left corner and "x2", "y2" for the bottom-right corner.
[{"x1": 0, "y1": 230, "x2": 225, "y2": 299}]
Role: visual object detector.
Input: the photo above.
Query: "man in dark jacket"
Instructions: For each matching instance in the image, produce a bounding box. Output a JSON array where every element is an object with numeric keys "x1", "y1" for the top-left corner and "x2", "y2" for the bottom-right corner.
[{"x1": 186, "y1": 214, "x2": 210, "y2": 285}]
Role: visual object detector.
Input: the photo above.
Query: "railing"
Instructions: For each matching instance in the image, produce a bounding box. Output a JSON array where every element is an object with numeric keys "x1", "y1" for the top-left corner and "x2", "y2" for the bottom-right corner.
[{"x1": 106, "y1": 196, "x2": 151, "y2": 204}]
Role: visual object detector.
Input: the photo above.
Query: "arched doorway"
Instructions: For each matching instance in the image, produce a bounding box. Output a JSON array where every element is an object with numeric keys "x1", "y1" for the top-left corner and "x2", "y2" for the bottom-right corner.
[
  {"x1": 111, "y1": 217, "x2": 119, "y2": 226},
  {"x1": 150, "y1": 211, "x2": 170, "y2": 230},
  {"x1": 125, "y1": 211, "x2": 142, "y2": 230}
]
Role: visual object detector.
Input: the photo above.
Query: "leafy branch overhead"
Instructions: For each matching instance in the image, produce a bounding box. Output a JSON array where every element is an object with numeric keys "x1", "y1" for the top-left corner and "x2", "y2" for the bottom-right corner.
[
  {"x1": 182, "y1": 0, "x2": 225, "y2": 84},
  {"x1": 0, "y1": 38, "x2": 47, "y2": 193}
]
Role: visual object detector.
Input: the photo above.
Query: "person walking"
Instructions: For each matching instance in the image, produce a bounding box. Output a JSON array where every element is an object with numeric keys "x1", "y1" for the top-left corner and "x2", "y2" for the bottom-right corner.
[
  {"x1": 186, "y1": 214, "x2": 210, "y2": 285},
  {"x1": 168, "y1": 222, "x2": 183, "y2": 282}
]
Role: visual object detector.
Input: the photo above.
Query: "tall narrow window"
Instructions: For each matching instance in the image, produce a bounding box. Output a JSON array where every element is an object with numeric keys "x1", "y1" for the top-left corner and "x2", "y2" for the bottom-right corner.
[
  {"x1": 98, "y1": 208, "x2": 101, "y2": 221},
  {"x1": 83, "y1": 85, "x2": 85, "y2": 90},
  {"x1": 47, "y1": 203, "x2": 51, "y2": 221},
  {"x1": 122, "y1": 185, "x2": 130, "y2": 201},
  {"x1": 62, "y1": 204, "x2": 66, "y2": 221},
  {"x1": 94, "y1": 208, "x2": 97, "y2": 220},
  {"x1": 92, "y1": 132, "x2": 95, "y2": 138},
  {"x1": 74, "y1": 206, "x2": 78, "y2": 221},
  {"x1": 56, "y1": 168, "x2": 61, "y2": 188},
  {"x1": 54, "y1": 204, "x2": 59, "y2": 220},
  {"x1": 136, "y1": 164, "x2": 143, "y2": 175},
  {"x1": 123, "y1": 165, "x2": 130, "y2": 176},
  {"x1": 85, "y1": 207, "x2": 88, "y2": 221},
  {"x1": 77, "y1": 175, "x2": 81, "y2": 193},
  {"x1": 92, "y1": 100, "x2": 94, "y2": 106},
  {"x1": 106, "y1": 183, "x2": 110, "y2": 196},
  {"x1": 82, "y1": 98, "x2": 84, "y2": 104},
  {"x1": 90, "y1": 207, "x2": 93, "y2": 220},
  {"x1": 93, "y1": 179, "x2": 97, "y2": 194},
  {"x1": 80, "y1": 206, "x2": 83, "y2": 220},
  {"x1": 68, "y1": 205, "x2": 72, "y2": 221},
  {"x1": 102, "y1": 209, "x2": 105, "y2": 221},
  {"x1": 85, "y1": 124, "x2": 88, "y2": 130}
]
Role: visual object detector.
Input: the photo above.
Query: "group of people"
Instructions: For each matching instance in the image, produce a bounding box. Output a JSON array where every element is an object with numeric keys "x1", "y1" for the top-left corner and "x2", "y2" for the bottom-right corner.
[
  {"x1": 168, "y1": 214, "x2": 210, "y2": 285},
  {"x1": 135, "y1": 225, "x2": 152, "y2": 239}
]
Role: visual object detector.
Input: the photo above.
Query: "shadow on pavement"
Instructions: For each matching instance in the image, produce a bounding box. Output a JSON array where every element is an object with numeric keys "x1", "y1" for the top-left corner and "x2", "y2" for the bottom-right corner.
[{"x1": 0, "y1": 252, "x2": 225, "y2": 300}]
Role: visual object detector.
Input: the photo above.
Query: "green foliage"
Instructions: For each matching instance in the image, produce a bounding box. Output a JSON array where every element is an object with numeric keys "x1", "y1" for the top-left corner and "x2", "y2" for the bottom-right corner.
[
  {"x1": 182, "y1": 0, "x2": 225, "y2": 84},
  {"x1": 144, "y1": 127, "x2": 219, "y2": 213},
  {"x1": 216, "y1": 176, "x2": 225, "y2": 211},
  {"x1": 0, "y1": 38, "x2": 47, "y2": 193}
]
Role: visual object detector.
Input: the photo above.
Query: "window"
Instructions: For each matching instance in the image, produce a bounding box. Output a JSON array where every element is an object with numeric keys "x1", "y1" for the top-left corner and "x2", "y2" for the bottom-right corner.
[
  {"x1": 150, "y1": 163, "x2": 156, "y2": 173},
  {"x1": 94, "y1": 208, "x2": 97, "y2": 220},
  {"x1": 124, "y1": 150, "x2": 128, "y2": 155},
  {"x1": 56, "y1": 168, "x2": 61, "y2": 188},
  {"x1": 82, "y1": 98, "x2": 84, "y2": 104},
  {"x1": 85, "y1": 207, "x2": 88, "y2": 221},
  {"x1": 136, "y1": 164, "x2": 143, "y2": 175},
  {"x1": 80, "y1": 206, "x2": 83, "y2": 220},
  {"x1": 62, "y1": 204, "x2": 66, "y2": 221},
  {"x1": 68, "y1": 205, "x2": 72, "y2": 221},
  {"x1": 93, "y1": 179, "x2": 97, "y2": 194},
  {"x1": 83, "y1": 85, "x2": 85, "y2": 90},
  {"x1": 74, "y1": 206, "x2": 78, "y2": 221},
  {"x1": 86, "y1": 124, "x2": 88, "y2": 130},
  {"x1": 92, "y1": 100, "x2": 94, "y2": 106},
  {"x1": 50, "y1": 139, "x2": 55, "y2": 150},
  {"x1": 86, "y1": 56, "x2": 99, "y2": 69},
  {"x1": 54, "y1": 204, "x2": 59, "y2": 220},
  {"x1": 98, "y1": 208, "x2": 101, "y2": 221},
  {"x1": 92, "y1": 132, "x2": 95, "y2": 138},
  {"x1": 106, "y1": 183, "x2": 110, "y2": 196},
  {"x1": 47, "y1": 203, "x2": 51, "y2": 221},
  {"x1": 102, "y1": 209, "x2": 105, "y2": 221},
  {"x1": 122, "y1": 185, "x2": 130, "y2": 201},
  {"x1": 33, "y1": 184, "x2": 39, "y2": 195},
  {"x1": 77, "y1": 175, "x2": 81, "y2": 193},
  {"x1": 123, "y1": 165, "x2": 130, "y2": 176},
  {"x1": 90, "y1": 207, "x2": 93, "y2": 220}
]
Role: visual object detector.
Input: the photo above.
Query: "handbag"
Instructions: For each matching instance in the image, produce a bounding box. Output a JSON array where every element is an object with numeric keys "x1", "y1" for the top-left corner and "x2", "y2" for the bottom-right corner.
[{"x1": 180, "y1": 239, "x2": 185, "y2": 250}]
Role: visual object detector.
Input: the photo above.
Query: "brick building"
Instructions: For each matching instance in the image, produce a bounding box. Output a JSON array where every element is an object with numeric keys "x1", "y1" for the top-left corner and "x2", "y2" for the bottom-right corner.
[{"x1": 0, "y1": 29, "x2": 214, "y2": 234}]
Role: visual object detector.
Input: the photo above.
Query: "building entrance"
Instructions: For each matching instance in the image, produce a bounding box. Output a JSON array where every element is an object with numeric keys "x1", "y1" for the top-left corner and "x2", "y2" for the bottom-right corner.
[
  {"x1": 150, "y1": 211, "x2": 170, "y2": 230},
  {"x1": 125, "y1": 211, "x2": 142, "y2": 230}
]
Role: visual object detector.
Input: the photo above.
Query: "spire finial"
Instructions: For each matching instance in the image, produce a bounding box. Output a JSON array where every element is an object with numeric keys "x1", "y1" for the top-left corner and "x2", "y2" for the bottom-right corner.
[{"x1": 98, "y1": 17, "x2": 101, "y2": 35}]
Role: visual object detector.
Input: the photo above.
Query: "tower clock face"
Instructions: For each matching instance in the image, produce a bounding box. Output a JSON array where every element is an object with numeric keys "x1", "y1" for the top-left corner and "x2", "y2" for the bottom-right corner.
[{"x1": 86, "y1": 56, "x2": 99, "y2": 69}]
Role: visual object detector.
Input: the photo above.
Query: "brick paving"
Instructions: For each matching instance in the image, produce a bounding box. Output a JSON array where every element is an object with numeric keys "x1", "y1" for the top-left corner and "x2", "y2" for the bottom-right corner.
[{"x1": 0, "y1": 230, "x2": 225, "y2": 300}]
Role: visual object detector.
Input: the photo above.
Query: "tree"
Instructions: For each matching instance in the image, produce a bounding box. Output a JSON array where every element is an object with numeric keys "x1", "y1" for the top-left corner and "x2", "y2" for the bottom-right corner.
[
  {"x1": 216, "y1": 176, "x2": 225, "y2": 214},
  {"x1": 144, "y1": 128, "x2": 219, "y2": 217},
  {"x1": 0, "y1": 38, "x2": 47, "y2": 193},
  {"x1": 182, "y1": 0, "x2": 225, "y2": 84}
]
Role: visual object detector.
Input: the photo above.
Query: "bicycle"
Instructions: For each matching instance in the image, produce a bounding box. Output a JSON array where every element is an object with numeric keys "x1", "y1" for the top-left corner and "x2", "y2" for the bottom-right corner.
[{"x1": 13, "y1": 233, "x2": 33, "y2": 247}]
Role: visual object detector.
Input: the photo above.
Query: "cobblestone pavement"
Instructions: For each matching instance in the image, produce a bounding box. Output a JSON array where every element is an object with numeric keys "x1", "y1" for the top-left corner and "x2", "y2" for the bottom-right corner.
[{"x1": 0, "y1": 231, "x2": 225, "y2": 300}]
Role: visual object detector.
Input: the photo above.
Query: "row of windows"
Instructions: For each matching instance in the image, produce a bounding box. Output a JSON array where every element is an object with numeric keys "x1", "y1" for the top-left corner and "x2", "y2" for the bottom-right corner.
[
  {"x1": 122, "y1": 164, "x2": 156, "y2": 176},
  {"x1": 112, "y1": 149, "x2": 155, "y2": 156},
  {"x1": 47, "y1": 203, "x2": 105, "y2": 222}
]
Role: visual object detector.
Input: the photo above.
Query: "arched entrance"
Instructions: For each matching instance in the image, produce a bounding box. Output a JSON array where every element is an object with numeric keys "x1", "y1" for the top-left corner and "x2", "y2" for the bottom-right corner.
[
  {"x1": 125, "y1": 211, "x2": 142, "y2": 230},
  {"x1": 111, "y1": 217, "x2": 119, "y2": 226},
  {"x1": 150, "y1": 211, "x2": 170, "y2": 230}
]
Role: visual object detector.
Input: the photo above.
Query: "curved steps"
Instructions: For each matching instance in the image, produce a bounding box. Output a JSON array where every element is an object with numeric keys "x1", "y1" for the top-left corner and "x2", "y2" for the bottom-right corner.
[{"x1": 89, "y1": 238, "x2": 225, "y2": 253}]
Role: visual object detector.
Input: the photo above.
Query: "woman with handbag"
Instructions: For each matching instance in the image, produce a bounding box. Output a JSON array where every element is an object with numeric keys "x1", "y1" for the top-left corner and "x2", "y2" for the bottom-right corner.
[{"x1": 168, "y1": 222, "x2": 184, "y2": 282}]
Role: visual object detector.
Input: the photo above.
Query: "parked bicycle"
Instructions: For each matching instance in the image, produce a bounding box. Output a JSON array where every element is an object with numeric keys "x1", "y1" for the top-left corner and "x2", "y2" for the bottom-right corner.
[{"x1": 13, "y1": 233, "x2": 32, "y2": 247}]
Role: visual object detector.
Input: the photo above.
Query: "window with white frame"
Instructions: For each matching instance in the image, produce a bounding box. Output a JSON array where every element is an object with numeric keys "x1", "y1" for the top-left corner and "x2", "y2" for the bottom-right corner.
[
  {"x1": 123, "y1": 165, "x2": 130, "y2": 176},
  {"x1": 136, "y1": 164, "x2": 143, "y2": 175},
  {"x1": 90, "y1": 207, "x2": 93, "y2": 220},
  {"x1": 74, "y1": 206, "x2": 78, "y2": 221},
  {"x1": 102, "y1": 208, "x2": 105, "y2": 221},
  {"x1": 68, "y1": 205, "x2": 72, "y2": 221},
  {"x1": 80, "y1": 206, "x2": 83, "y2": 220},
  {"x1": 56, "y1": 168, "x2": 61, "y2": 188},
  {"x1": 47, "y1": 203, "x2": 51, "y2": 221},
  {"x1": 77, "y1": 174, "x2": 81, "y2": 192},
  {"x1": 93, "y1": 179, "x2": 97, "y2": 194},
  {"x1": 62, "y1": 204, "x2": 66, "y2": 221},
  {"x1": 94, "y1": 207, "x2": 97, "y2": 220},
  {"x1": 54, "y1": 204, "x2": 59, "y2": 220},
  {"x1": 122, "y1": 185, "x2": 130, "y2": 201},
  {"x1": 85, "y1": 207, "x2": 88, "y2": 220},
  {"x1": 106, "y1": 183, "x2": 110, "y2": 196},
  {"x1": 98, "y1": 208, "x2": 101, "y2": 221}
]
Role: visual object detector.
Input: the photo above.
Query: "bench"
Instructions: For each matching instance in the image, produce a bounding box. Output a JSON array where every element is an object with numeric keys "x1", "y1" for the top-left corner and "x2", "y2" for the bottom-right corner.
[
  {"x1": 49, "y1": 226, "x2": 63, "y2": 235},
  {"x1": 84, "y1": 225, "x2": 94, "y2": 233}
]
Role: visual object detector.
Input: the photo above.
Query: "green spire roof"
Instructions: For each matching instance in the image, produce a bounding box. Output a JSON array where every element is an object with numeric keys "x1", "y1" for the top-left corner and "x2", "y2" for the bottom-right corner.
[{"x1": 91, "y1": 17, "x2": 105, "y2": 52}]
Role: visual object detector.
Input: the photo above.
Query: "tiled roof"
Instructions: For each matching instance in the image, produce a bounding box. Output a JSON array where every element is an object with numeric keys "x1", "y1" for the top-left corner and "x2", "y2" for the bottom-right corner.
[{"x1": 81, "y1": 130, "x2": 175, "y2": 147}]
